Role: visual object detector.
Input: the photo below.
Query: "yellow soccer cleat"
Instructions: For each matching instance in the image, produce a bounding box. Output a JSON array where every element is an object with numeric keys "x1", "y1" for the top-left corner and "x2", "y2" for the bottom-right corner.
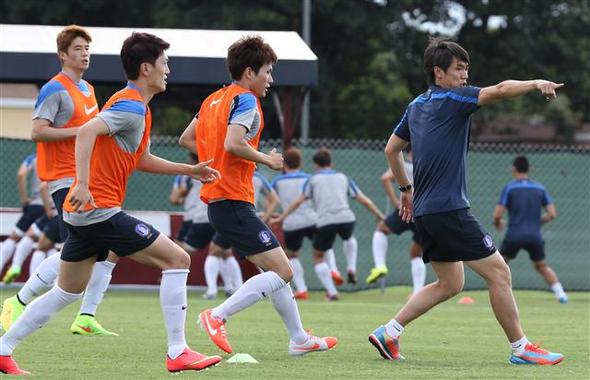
[
  {"x1": 70, "y1": 314, "x2": 119, "y2": 336},
  {"x1": 2, "y1": 266, "x2": 21, "y2": 285},
  {"x1": 0, "y1": 296, "x2": 25, "y2": 331},
  {"x1": 365, "y1": 265, "x2": 389, "y2": 285}
]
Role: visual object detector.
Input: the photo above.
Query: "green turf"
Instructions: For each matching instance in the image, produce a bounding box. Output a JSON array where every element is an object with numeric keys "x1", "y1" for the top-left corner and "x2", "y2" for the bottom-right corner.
[{"x1": 1, "y1": 288, "x2": 588, "y2": 379}]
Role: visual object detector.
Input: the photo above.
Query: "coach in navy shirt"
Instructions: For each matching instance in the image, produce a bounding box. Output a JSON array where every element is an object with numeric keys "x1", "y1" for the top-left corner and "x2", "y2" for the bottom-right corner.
[
  {"x1": 493, "y1": 155, "x2": 567, "y2": 303},
  {"x1": 368, "y1": 37, "x2": 564, "y2": 366}
]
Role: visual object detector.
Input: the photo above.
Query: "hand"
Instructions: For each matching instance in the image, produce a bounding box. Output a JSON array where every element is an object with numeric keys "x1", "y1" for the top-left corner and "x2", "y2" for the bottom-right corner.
[
  {"x1": 68, "y1": 183, "x2": 96, "y2": 213},
  {"x1": 265, "y1": 148, "x2": 283, "y2": 171},
  {"x1": 494, "y1": 218, "x2": 505, "y2": 231},
  {"x1": 398, "y1": 191, "x2": 414, "y2": 223},
  {"x1": 20, "y1": 198, "x2": 31, "y2": 209},
  {"x1": 536, "y1": 80, "x2": 564, "y2": 100},
  {"x1": 190, "y1": 159, "x2": 221, "y2": 183}
]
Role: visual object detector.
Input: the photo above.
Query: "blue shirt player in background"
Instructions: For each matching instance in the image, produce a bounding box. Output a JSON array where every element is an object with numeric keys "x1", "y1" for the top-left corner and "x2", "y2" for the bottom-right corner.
[
  {"x1": 493, "y1": 155, "x2": 567, "y2": 304},
  {"x1": 369, "y1": 37, "x2": 564, "y2": 366}
]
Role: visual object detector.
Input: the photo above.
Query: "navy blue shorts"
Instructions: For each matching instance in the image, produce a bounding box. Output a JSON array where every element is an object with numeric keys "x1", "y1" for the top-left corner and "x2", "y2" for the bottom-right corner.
[
  {"x1": 43, "y1": 217, "x2": 63, "y2": 244},
  {"x1": 212, "y1": 232, "x2": 232, "y2": 250},
  {"x1": 284, "y1": 226, "x2": 315, "y2": 251},
  {"x1": 415, "y1": 208, "x2": 496, "y2": 263},
  {"x1": 51, "y1": 188, "x2": 70, "y2": 242},
  {"x1": 384, "y1": 211, "x2": 419, "y2": 243},
  {"x1": 208, "y1": 200, "x2": 279, "y2": 257},
  {"x1": 176, "y1": 220, "x2": 191, "y2": 242},
  {"x1": 313, "y1": 222, "x2": 355, "y2": 251},
  {"x1": 184, "y1": 223, "x2": 215, "y2": 250},
  {"x1": 501, "y1": 240, "x2": 545, "y2": 261},
  {"x1": 61, "y1": 211, "x2": 160, "y2": 262},
  {"x1": 33, "y1": 214, "x2": 51, "y2": 233},
  {"x1": 16, "y1": 205, "x2": 45, "y2": 234}
]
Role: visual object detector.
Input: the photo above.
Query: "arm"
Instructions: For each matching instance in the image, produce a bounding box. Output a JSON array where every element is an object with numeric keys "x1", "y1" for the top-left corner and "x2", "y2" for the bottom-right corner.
[
  {"x1": 380, "y1": 168, "x2": 399, "y2": 209},
  {"x1": 478, "y1": 80, "x2": 564, "y2": 106},
  {"x1": 225, "y1": 125, "x2": 283, "y2": 170},
  {"x1": 269, "y1": 194, "x2": 306, "y2": 225},
  {"x1": 31, "y1": 118, "x2": 79, "y2": 142},
  {"x1": 384, "y1": 133, "x2": 412, "y2": 222},
  {"x1": 39, "y1": 182, "x2": 56, "y2": 217},
  {"x1": 137, "y1": 149, "x2": 220, "y2": 183},
  {"x1": 541, "y1": 204, "x2": 557, "y2": 224},
  {"x1": 355, "y1": 192, "x2": 385, "y2": 221},
  {"x1": 16, "y1": 163, "x2": 30, "y2": 206},
  {"x1": 492, "y1": 205, "x2": 506, "y2": 230},
  {"x1": 67, "y1": 118, "x2": 110, "y2": 211},
  {"x1": 260, "y1": 189, "x2": 280, "y2": 223},
  {"x1": 179, "y1": 118, "x2": 198, "y2": 154}
]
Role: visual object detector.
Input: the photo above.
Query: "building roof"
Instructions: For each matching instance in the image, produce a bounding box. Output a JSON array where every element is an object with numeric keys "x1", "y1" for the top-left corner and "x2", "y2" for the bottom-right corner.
[{"x1": 0, "y1": 24, "x2": 318, "y2": 86}]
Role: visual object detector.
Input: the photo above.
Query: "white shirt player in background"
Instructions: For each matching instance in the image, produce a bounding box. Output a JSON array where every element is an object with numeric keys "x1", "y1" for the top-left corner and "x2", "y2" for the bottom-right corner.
[
  {"x1": 0, "y1": 154, "x2": 47, "y2": 275},
  {"x1": 366, "y1": 150, "x2": 426, "y2": 295},
  {"x1": 273, "y1": 148, "x2": 385, "y2": 301}
]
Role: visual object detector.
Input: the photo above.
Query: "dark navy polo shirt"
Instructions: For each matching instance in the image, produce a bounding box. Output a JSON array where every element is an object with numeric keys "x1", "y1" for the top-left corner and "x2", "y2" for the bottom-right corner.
[
  {"x1": 498, "y1": 179, "x2": 553, "y2": 242},
  {"x1": 393, "y1": 85, "x2": 480, "y2": 217}
]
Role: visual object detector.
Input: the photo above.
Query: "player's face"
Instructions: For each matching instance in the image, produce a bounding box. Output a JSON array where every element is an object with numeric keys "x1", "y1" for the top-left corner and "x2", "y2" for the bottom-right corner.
[
  {"x1": 61, "y1": 36, "x2": 90, "y2": 72},
  {"x1": 251, "y1": 63, "x2": 274, "y2": 98},
  {"x1": 147, "y1": 53, "x2": 170, "y2": 94},
  {"x1": 436, "y1": 57, "x2": 469, "y2": 88}
]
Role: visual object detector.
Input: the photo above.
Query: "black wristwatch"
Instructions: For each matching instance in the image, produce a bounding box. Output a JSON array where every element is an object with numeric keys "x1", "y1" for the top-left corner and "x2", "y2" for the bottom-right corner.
[{"x1": 398, "y1": 183, "x2": 412, "y2": 192}]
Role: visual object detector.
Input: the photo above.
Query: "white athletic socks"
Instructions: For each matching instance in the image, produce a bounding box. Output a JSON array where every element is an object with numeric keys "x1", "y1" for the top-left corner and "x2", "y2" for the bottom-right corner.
[
  {"x1": 372, "y1": 231, "x2": 388, "y2": 268},
  {"x1": 79, "y1": 260, "x2": 116, "y2": 316},
  {"x1": 411, "y1": 257, "x2": 426, "y2": 293},
  {"x1": 551, "y1": 282, "x2": 567, "y2": 301},
  {"x1": 204, "y1": 255, "x2": 220, "y2": 296},
  {"x1": 385, "y1": 319, "x2": 404, "y2": 339},
  {"x1": 0, "y1": 286, "x2": 82, "y2": 356},
  {"x1": 211, "y1": 271, "x2": 286, "y2": 321},
  {"x1": 325, "y1": 249, "x2": 339, "y2": 273},
  {"x1": 29, "y1": 250, "x2": 47, "y2": 275},
  {"x1": 11, "y1": 236, "x2": 35, "y2": 268},
  {"x1": 289, "y1": 257, "x2": 308, "y2": 292},
  {"x1": 343, "y1": 237, "x2": 358, "y2": 273},
  {"x1": 226, "y1": 256, "x2": 243, "y2": 289},
  {"x1": 269, "y1": 283, "x2": 308, "y2": 344},
  {"x1": 218, "y1": 258, "x2": 232, "y2": 292},
  {"x1": 510, "y1": 336, "x2": 530, "y2": 355},
  {"x1": 160, "y1": 269, "x2": 189, "y2": 360},
  {"x1": 314, "y1": 262, "x2": 338, "y2": 296},
  {"x1": 0, "y1": 238, "x2": 16, "y2": 268},
  {"x1": 18, "y1": 254, "x2": 60, "y2": 304}
]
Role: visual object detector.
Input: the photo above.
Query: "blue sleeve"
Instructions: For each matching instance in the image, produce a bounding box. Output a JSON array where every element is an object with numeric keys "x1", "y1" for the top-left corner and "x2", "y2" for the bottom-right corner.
[
  {"x1": 542, "y1": 188, "x2": 553, "y2": 206},
  {"x1": 22, "y1": 154, "x2": 35, "y2": 169},
  {"x1": 302, "y1": 177, "x2": 312, "y2": 198},
  {"x1": 347, "y1": 178, "x2": 360, "y2": 198},
  {"x1": 261, "y1": 176, "x2": 272, "y2": 192},
  {"x1": 447, "y1": 86, "x2": 480, "y2": 114},
  {"x1": 173, "y1": 175, "x2": 182, "y2": 188},
  {"x1": 105, "y1": 99, "x2": 146, "y2": 116},
  {"x1": 498, "y1": 185, "x2": 510, "y2": 206},
  {"x1": 393, "y1": 107, "x2": 410, "y2": 141},
  {"x1": 229, "y1": 93, "x2": 257, "y2": 128}
]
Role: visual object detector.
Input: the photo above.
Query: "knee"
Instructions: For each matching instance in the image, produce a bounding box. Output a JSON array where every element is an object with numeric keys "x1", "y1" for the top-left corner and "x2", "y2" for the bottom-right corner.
[
  {"x1": 533, "y1": 261, "x2": 546, "y2": 272},
  {"x1": 169, "y1": 250, "x2": 191, "y2": 269},
  {"x1": 376, "y1": 222, "x2": 389, "y2": 234},
  {"x1": 312, "y1": 251, "x2": 324, "y2": 264},
  {"x1": 438, "y1": 278, "x2": 464, "y2": 299},
  {"x1": 491, "y1": 260, "x2": 513, "y2": 288},
  {"x1": 276, "y1": 264, "x2": 293, "y2": 283}
]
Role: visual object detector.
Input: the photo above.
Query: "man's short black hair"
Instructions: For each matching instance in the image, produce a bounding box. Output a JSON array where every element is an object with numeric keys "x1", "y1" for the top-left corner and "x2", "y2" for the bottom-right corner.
[
  {"x1": 313, "y1": 147, "x2": 331, "y2": 167},
  {"x1": 121, "y1": 32, "x2": 170, "y2": 80},
  {"x1": 423, "y1": 37, "x2": 470, "y2": 85},
  {"x1": 513, "y1": 155, "x2": 529, "y2": 173}
]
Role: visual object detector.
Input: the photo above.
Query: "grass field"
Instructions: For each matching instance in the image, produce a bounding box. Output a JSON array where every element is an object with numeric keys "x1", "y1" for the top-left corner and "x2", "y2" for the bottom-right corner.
[{"x1": 1, "y1": 287, "x2": 588, "y2": 379}]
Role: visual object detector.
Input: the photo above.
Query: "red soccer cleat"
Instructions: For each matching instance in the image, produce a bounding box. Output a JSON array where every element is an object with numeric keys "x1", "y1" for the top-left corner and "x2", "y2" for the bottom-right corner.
[
  {"x1": 198, "y1": 309, "x2": 233, "y2": 354},
  {"x1": 294, "y1": 291, "x2": 309, "y2": 300},
  {"x1": 331, "y1": 271, "x2": 344, "y2": 286},
  {"x1": 0, "y1": 355, "x2": 30, "y2": 375},
  {"x1": 166, "y1": 347, "x2": 222, "y2": 372}
]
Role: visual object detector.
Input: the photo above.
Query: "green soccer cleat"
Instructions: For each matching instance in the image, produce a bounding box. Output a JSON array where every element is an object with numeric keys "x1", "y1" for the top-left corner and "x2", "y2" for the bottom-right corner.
[
  {"x1": 0, "y1": 296, "x2": 26, "y2": 331},
  {"x1": 2, "y1": 266, "x2": 21, "y2": 284},
  {"x1": 365, "y1": 265, "x2": 388, "y2": 285},
  {"x1": 70, "y1": 314, "x2": 119, "y2": 336}
]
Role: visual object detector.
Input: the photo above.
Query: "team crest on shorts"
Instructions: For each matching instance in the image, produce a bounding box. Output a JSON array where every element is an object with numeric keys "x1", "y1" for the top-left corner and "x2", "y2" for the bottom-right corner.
[
  {"x1": 135, "y1": 223, "x2": 150, "y2": 238},
  {"x1": 258, "y1": 230, "x2": 272, "y2": 246},
  {"x1": 482, "y1": 234, "x2": 494, "y2": 251}
]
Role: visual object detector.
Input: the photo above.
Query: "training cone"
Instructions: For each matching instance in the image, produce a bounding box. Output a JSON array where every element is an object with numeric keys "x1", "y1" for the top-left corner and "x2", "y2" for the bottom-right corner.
[
  {"x1": 226, "y1": 353, "x2": 259, "y2": 364},
  {"x1": 458, "y1": 296, "x2": 475, "y2": 304}
]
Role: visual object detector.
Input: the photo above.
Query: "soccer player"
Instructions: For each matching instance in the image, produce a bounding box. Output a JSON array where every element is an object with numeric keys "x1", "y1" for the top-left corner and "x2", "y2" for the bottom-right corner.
[
  {"x1": 366, "y1": 149, "x2": 426, "y2": 296},
  {"x1": 0, "y1": 154, "x2": 45, "y2": 273},
  {"x1": 369, "y1": 37, "x2": 563, "y2": 365},
  {"x1": 2, "y1": 26, "x2": 118, "y2": 336},
  {"x1": 493, "y1": 155, "x2": 568, "y2": 303},
  {"x1": 0, "y1": 32, "x2": 222, "y2": 375},
  {"x1": 169, "y1": 154, "x2": 198, "y2": 245},
  {"x1": 180, "y1": 35, "x2": 337, "y2": 356},
  {"x1": 273, "y1": 148, "x2": 385, "y2": 300},
  {"x1": 270, "y1": 147, "x2": 318, "y2": 299}
]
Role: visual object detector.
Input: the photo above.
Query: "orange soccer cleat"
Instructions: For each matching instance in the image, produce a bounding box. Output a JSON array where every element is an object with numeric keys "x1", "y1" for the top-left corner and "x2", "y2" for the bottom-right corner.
[{"x1": 198, "y1": 309, "x2": 232, "y2": 354}]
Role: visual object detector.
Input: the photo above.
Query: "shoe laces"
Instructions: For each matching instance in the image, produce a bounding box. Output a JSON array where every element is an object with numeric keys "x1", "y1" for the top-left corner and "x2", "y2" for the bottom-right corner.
[{"x1": 525, "y1": 343, "x2": 548, "y2": 354}]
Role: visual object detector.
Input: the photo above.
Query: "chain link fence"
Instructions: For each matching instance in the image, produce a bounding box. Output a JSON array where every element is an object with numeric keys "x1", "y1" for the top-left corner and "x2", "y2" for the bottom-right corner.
[{"x1": 1, "y1": 137, "x2": 588, "y2": 291}]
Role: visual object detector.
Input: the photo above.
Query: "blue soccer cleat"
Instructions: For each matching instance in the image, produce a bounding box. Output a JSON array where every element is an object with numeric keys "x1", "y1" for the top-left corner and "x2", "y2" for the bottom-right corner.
[
  {"x1": 368, "y1": 326, "x2": 404, "y2": 360},
  {"x1": 509, "y1": 343, "x2": 564, "y2": 365}
]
